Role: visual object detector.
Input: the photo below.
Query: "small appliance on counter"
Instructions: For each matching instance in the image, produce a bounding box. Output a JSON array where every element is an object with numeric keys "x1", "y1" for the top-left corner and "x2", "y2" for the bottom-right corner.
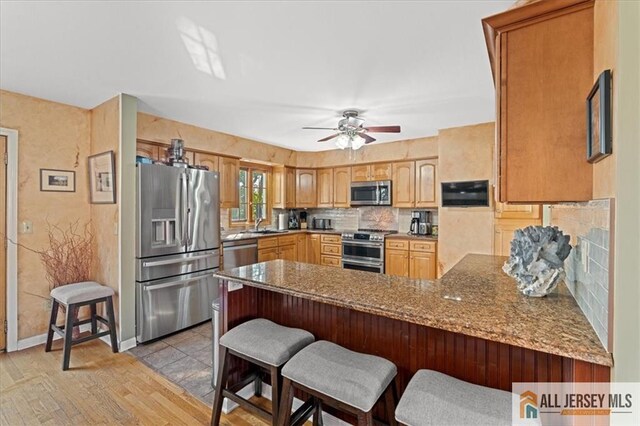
[
  {"x1": 300, "y1": 211, "x2": 308, "y2": 229},
  {"x1": 410, "y1": 210, "x2": 433, "y2": 236},
  {"x1": 288, "y1": 210, "x2": 299, "y2": 229},
  {"x1": 278, "y1": 213, "x2": 288, "y2": 231},
  {"x1": 311, "y1": 218, "x2": 333, "y2": 230}
]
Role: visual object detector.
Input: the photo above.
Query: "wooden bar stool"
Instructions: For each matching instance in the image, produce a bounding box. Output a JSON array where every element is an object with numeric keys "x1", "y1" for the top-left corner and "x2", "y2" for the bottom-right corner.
[
  {"x1": 395, "y1": 370, "x2": 512, "y2": 426},
  {"x1": 45, "y1": 281, "x2": 118, "y2": 370},
  {"x1": 211, "y1": 319, "x2": 315, "y2": 426},
  {"x1": 279, "y1": 341, "x2": 398, "y2": 426}
]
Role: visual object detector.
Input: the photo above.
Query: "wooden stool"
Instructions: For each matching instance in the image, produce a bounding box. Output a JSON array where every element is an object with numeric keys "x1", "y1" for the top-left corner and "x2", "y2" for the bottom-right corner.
[
  {"x1": 395, "y1": 370, "x2": 512, "y2": 426},
  {"x1": 279, "y1": 341, "x2": 398, "y2": 426},
  {"x1": 211, "y1": 319, "x2": 315, "y2": 426},
  {"x1": 45, "y1": 281, "x2": 118, "y2": 370}
]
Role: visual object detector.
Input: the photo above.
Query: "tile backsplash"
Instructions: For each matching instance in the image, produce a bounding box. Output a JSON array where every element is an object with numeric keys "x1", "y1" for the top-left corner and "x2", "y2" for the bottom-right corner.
[{"x1": 550, "y1": 199, "x2": 611, "y2": 350}]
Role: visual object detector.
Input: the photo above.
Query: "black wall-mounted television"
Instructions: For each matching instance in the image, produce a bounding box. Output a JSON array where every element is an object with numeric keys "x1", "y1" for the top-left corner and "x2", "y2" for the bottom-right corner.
[{"x1": 441, "y1": 180, "x2": 490, "y2": 207}]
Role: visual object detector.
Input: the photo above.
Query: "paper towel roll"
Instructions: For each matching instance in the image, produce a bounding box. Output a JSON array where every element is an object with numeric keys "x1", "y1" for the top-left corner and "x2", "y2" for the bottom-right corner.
[{"x1": 278, "y1": 213, "x2": 288, "y2": 230}]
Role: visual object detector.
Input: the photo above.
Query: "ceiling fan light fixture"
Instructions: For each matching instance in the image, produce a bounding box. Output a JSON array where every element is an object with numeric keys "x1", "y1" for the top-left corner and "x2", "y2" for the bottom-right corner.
[
  {"x1": 335, "y1": 134, "x2": 349, "y2": 149},
  {"x1": 350, "y1": 134, "x2": 365, "y2": 150}
]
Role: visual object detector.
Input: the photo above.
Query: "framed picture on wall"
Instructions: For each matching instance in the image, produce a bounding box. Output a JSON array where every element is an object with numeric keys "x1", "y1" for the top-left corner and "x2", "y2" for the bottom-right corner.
[
  {"x1": 586, "y1": 69, "x2": 612, "y2": 163},
  {"x1": 40, "y1": 169, "x2": 75, "y2": 192},
  {"x1": 88, "y1": 150, "x2": 116, "y2": 204}
]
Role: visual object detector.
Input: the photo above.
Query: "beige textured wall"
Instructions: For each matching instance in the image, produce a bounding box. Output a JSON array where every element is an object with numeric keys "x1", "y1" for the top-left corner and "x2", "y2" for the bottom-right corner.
[
  {"x1": 0, "y1": 90, "x2": 92, "y2": 339},
  {"x1": 296, "y1": 136, "x2": 439, "y2": 168},
  {"x1": 137, "y1": 112, "x2": 297, "y2": 166},
  {"x1": 592, "y1": 0, "x2": 618, "y2": 199},
  {"x1": 437, "y1": 123, "x2": 495, "y2": 275},
  {"x1": 90, "y1": 97, "x2": 121, "y2": 321}
]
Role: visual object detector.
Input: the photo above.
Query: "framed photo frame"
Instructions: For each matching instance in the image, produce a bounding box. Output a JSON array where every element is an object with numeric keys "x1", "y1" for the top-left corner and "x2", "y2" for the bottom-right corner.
[
  {"x1": 40, "y1": 169, "x2": 75, "y2": 192},
  {"x1": 88, "y1": 150, "x2": 116, "y2": 204},
  {"x1": 586, "y1": 69, "x2": 612, "y2": 163}
]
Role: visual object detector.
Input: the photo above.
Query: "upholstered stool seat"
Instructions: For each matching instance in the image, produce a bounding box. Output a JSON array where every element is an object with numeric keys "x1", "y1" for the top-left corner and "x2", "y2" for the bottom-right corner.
[
  {"x1": 395, "y1": 370, "x2": 512, "y2": 426},
  {"x1": 46, "y1": 281, "x2": 118, "y2": 371},
  {"x1": 279, "y1": 341, "x2": 398, "y2": 426},
  {"x1": 211, "y1": 319, "x2": 315, "y2": 426}
]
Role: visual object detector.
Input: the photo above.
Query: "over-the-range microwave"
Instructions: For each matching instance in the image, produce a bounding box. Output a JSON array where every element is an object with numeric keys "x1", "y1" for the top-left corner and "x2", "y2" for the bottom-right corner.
[{"x1": 350, "y1": 180, "x2": 392, "y2": 206}]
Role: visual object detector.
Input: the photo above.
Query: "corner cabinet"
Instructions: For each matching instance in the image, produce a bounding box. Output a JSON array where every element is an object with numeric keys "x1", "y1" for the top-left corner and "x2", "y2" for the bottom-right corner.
[
  {"x1": 295, "y1": 169, "x2": 317, "y2": 208},
  {"x1": 219, "y1": 156, "x2": 240, "y2": 208},
  {"x1": 483, "y1": 0, "x2": 594, "y2": 203},
  {"x1": 392, "y1": 161, "x2": 415, "y2": 208}
]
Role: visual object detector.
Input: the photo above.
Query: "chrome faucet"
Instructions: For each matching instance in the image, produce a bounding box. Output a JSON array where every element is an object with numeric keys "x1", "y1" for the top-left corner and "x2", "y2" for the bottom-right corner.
[{"x1": 255, "y1": 217, "x2": 263, "y2": 231}]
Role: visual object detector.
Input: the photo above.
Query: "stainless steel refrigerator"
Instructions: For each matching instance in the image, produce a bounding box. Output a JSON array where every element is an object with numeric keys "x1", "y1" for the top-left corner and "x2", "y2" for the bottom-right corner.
[{"x1": 136, "y1": 163, "x2": 220, "y2": 343}]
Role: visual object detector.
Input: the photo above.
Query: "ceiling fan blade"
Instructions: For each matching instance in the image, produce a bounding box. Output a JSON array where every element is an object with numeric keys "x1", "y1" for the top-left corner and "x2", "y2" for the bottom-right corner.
[
  {"x1": 362, "y1": 134, "x2": 376, "y2": 144},
  {"x1": 303, "y1": 127, "x2": 338, "y2": 130},
  {"x1": 363, "y1": 125, "x2": 401, "y2": 133},
  {"x1": 318, "y1": 133, "x2": 340, "y2": 142}
]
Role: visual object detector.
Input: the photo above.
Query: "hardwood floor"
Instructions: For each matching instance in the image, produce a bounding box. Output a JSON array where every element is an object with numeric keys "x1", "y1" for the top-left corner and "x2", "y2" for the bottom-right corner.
[{"x1": 0, "y1": 339, "x2": 270, "y2": 425}]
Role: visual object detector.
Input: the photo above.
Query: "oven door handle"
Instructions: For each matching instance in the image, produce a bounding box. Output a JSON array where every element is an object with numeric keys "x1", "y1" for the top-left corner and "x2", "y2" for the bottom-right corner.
[
  {"x1": 342, "y1": 240, "x2": 384, "y2": 248},
  {"x1": 342, "y1": 258, "x2": 383, "y2": 267}
]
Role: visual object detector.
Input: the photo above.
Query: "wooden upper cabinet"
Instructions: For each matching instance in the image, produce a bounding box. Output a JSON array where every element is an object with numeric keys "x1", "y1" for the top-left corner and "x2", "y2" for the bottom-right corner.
[
  {"x1": 483, "y1": 0, "x2": 594, "y2": 202},
  {"x1": 333, "y1": 167, "x2": 351, "y2": 208},
  {"x1": 136, "y1": 141, "x2": 160, "y2": 160},
  {"x1": 194, "y1": 152, "x2": 219, "y2": 173},
  {"x1": 316, "y1": 168, "x2": 334, "y2": 208},
  {"x1": 495, "y1": 202, "x2": 541, "y2": 219},
  {"x1": 415, "y1": 159, "x2": 438, "y2": 208},
  {"x1": 351, "y1": 163, "x2": 391, "y2": 182},
  {"x1": 392, "y1": 161, "x2": 416, "y2": 207},
  {"x1": 273, "y1": 166, "x2": 296, "y2": 209},
  {"x1": 351, "y1": 165, "x2": 370, "y2": 182},
  {"x1": 219, "y1": 156, "x2": 240, "y2": 208},
  {"x1": 371, "y1": 163, "x2": 392, "y2": 181},
  {"x1": 295, "y1": 169, "x2": 317, "y2": 208},
  {"x1": 285, "y1": 167, "x2": 296, "y2": 208}
]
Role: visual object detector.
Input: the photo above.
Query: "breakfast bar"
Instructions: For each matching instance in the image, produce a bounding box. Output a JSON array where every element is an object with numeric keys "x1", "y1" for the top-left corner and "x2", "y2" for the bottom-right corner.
[{"x1": 214, "y1": 254, "x2": 612, "y2": 421}]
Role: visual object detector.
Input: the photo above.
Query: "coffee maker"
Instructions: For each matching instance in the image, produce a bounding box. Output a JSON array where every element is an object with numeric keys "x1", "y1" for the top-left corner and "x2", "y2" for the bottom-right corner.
[{"x1": 410, "y1": 211, "x2": 432, "y2": 235}]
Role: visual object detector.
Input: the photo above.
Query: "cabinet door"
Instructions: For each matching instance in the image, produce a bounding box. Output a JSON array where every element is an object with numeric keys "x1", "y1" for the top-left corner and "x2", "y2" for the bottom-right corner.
[
  {"x1": 194, "y1": 152, "x2": 219, "y2": 173},
  {"x1": 307, "y1": 234, "x2": 321, "y2": 265},
  {"x1": 272, "y1": 167, "x2": 286, "y2": 209},
  {"x1": 220, "y1": 156, "x2": 240, "y2": 208},
  {"x1": 385, "y1": 249, "x2": 409, "y2": 277},
  {"x1": 285, "y1": 167, "x2": 296, "y2": 209},
  {"x1": 415, "y1": 159, "x2": 437, "y2": 208},
  {"x1": 333, "y1": 167, "x2": 351, "y2": 208},
  {"x1": 316, "y1": 168, "x2": 334, "y2": 208},
  {"x1": 409, "y1": 252, "x2": 436, "y2": 280},
  {"x1": 371, "y1": 163, "x2": 392, "y2": 181},
  {"x1": 495, "y1": 202, "x2": 541, "y2": 219},
  {"x1": 279, "y1": 244, "x2": 297, "y2": 262},
  {"x1": 136, "y1": 142, "x2": 160, "y2": 160},
  {"x1": 351, "y1": 165, "x2": 370, "y2": 182},
  {"x1": 392, "y1": 161, "x2": 416, "y2": 207},
  {"x1": 258, "y1": 247, "x2": 279, "y2": 262},
  {"x1": 497, "y1": 7, "x2": 593, "y2": 202},
  {"x1": 493, "y1": 220, "x2": 538, "y2": 256},
  {"x1": 296, "y1": 234, "x2": 307, "y2": 263},
  {"x1": 296, "y1": 169, "x2": 317, "y2": 208}
]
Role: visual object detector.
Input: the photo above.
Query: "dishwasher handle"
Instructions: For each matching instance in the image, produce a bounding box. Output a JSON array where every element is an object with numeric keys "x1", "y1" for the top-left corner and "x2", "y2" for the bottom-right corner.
[{"x1": 223, "y1": 243, "x2": 258, "y2": 252}]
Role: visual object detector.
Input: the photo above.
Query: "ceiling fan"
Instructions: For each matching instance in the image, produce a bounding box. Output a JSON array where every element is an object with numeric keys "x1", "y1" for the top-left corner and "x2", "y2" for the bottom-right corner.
[{"x1": 303, "y1": 110, "x2": 401, "y2": 150}]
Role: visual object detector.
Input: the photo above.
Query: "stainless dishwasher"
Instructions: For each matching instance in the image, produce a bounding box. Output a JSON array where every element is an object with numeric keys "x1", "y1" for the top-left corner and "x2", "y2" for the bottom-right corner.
[{"x1": 213, "y1": 238, "x2": 258, "y2": 386}]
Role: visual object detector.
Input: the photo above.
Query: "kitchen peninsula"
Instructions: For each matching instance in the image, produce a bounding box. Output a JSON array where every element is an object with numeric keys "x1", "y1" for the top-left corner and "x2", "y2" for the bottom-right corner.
[{"x1": 215, "y1": 255, "x2": 611, "y2": 418}]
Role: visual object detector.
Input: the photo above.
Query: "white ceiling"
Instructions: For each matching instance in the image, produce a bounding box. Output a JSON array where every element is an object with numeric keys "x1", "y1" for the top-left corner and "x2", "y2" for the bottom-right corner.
[{"x1": 0, "y1": 1, "x2": 509, "y2": 151}]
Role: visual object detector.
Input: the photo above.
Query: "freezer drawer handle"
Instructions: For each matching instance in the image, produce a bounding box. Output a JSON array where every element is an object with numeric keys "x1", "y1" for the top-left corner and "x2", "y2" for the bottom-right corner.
[
  {"x1": 144, "y1": 274, "x2": 213, "y2": 291},
  {"x1": 142, "y1": 252, "x2": 217, "y2": 268}
]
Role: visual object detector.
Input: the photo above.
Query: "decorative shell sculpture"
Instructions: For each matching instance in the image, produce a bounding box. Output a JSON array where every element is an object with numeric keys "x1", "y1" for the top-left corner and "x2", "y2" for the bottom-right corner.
[{"x1": 503, "y1": 226, "x2": 572, "y2": 297}]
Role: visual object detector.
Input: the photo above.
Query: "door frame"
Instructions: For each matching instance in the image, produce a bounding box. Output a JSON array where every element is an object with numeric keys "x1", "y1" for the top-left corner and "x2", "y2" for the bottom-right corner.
[{"x1": 1, "y1": 128, "x2": 18, "y2": 352}]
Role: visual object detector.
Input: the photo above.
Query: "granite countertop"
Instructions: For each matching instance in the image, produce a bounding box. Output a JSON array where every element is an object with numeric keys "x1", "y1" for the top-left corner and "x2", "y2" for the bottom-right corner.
[
  {"x1": 214, "y1": 254, "x2": 612, "y2": 367},
  {"x1": 386, "y1": 233, "x2": 439, "y2": 241},
  {"x1": 221, "y1": 228, "x2": 343, "y2": 242}
]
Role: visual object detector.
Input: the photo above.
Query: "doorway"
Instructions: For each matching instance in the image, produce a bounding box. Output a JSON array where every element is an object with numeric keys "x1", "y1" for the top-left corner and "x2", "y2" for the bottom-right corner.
[{"x1": 1, "y1": 135, "x2": 6, "y2": 350}]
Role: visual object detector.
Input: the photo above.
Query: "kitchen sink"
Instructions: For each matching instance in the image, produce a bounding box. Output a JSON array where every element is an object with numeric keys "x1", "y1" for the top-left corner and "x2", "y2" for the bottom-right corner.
[{"x1": 253, "y1": 229, "x2": 288, "y2": 234}]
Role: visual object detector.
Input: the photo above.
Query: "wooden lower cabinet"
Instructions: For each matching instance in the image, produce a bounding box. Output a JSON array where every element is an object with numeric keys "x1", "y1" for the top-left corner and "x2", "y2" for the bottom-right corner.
[
  {"x1": 279, "y1": 244, "x2": 296, "y2": 261},
  {"x1": 258, "y1": 247, "x2": 279, "y2": 262},
  {"x1": 385, "y1": 249, "x2": 409, "y2": 277},
  {"x1": 307, "y1": 234, "x2": 321, "y2": 265},
  {"x1": 296, "y1": 234, "x2": 307, "y2": 263},
  {"x1": 410, "y1": 252, "x2": 436, "y2": 280},
  {"x1": 319, "y1": 234, "x2": 342, "y2": 268}
]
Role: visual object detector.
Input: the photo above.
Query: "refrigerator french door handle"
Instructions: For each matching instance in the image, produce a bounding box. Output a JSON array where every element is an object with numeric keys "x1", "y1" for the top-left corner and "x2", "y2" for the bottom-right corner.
[
  {"x1": 180, "y1": 172, "x2": 189, "y2": 247},
  {"x1": 184, "y1": 172, "x2": 192, "y2": 246}
]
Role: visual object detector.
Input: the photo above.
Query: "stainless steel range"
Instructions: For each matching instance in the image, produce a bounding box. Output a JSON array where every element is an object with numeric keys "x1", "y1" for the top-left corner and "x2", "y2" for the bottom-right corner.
[{"x1": 341, "y1": 229, "x2": 397, "y2": 273}]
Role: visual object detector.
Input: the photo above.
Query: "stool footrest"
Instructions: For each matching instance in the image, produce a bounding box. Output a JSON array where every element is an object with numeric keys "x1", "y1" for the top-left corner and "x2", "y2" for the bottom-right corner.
[
  {"x1": 222, "y1": 389, "x2": 271, "y2": 421},
  {"x1": 289, "y1": 398, "x2": 315, "y2": 426}
]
